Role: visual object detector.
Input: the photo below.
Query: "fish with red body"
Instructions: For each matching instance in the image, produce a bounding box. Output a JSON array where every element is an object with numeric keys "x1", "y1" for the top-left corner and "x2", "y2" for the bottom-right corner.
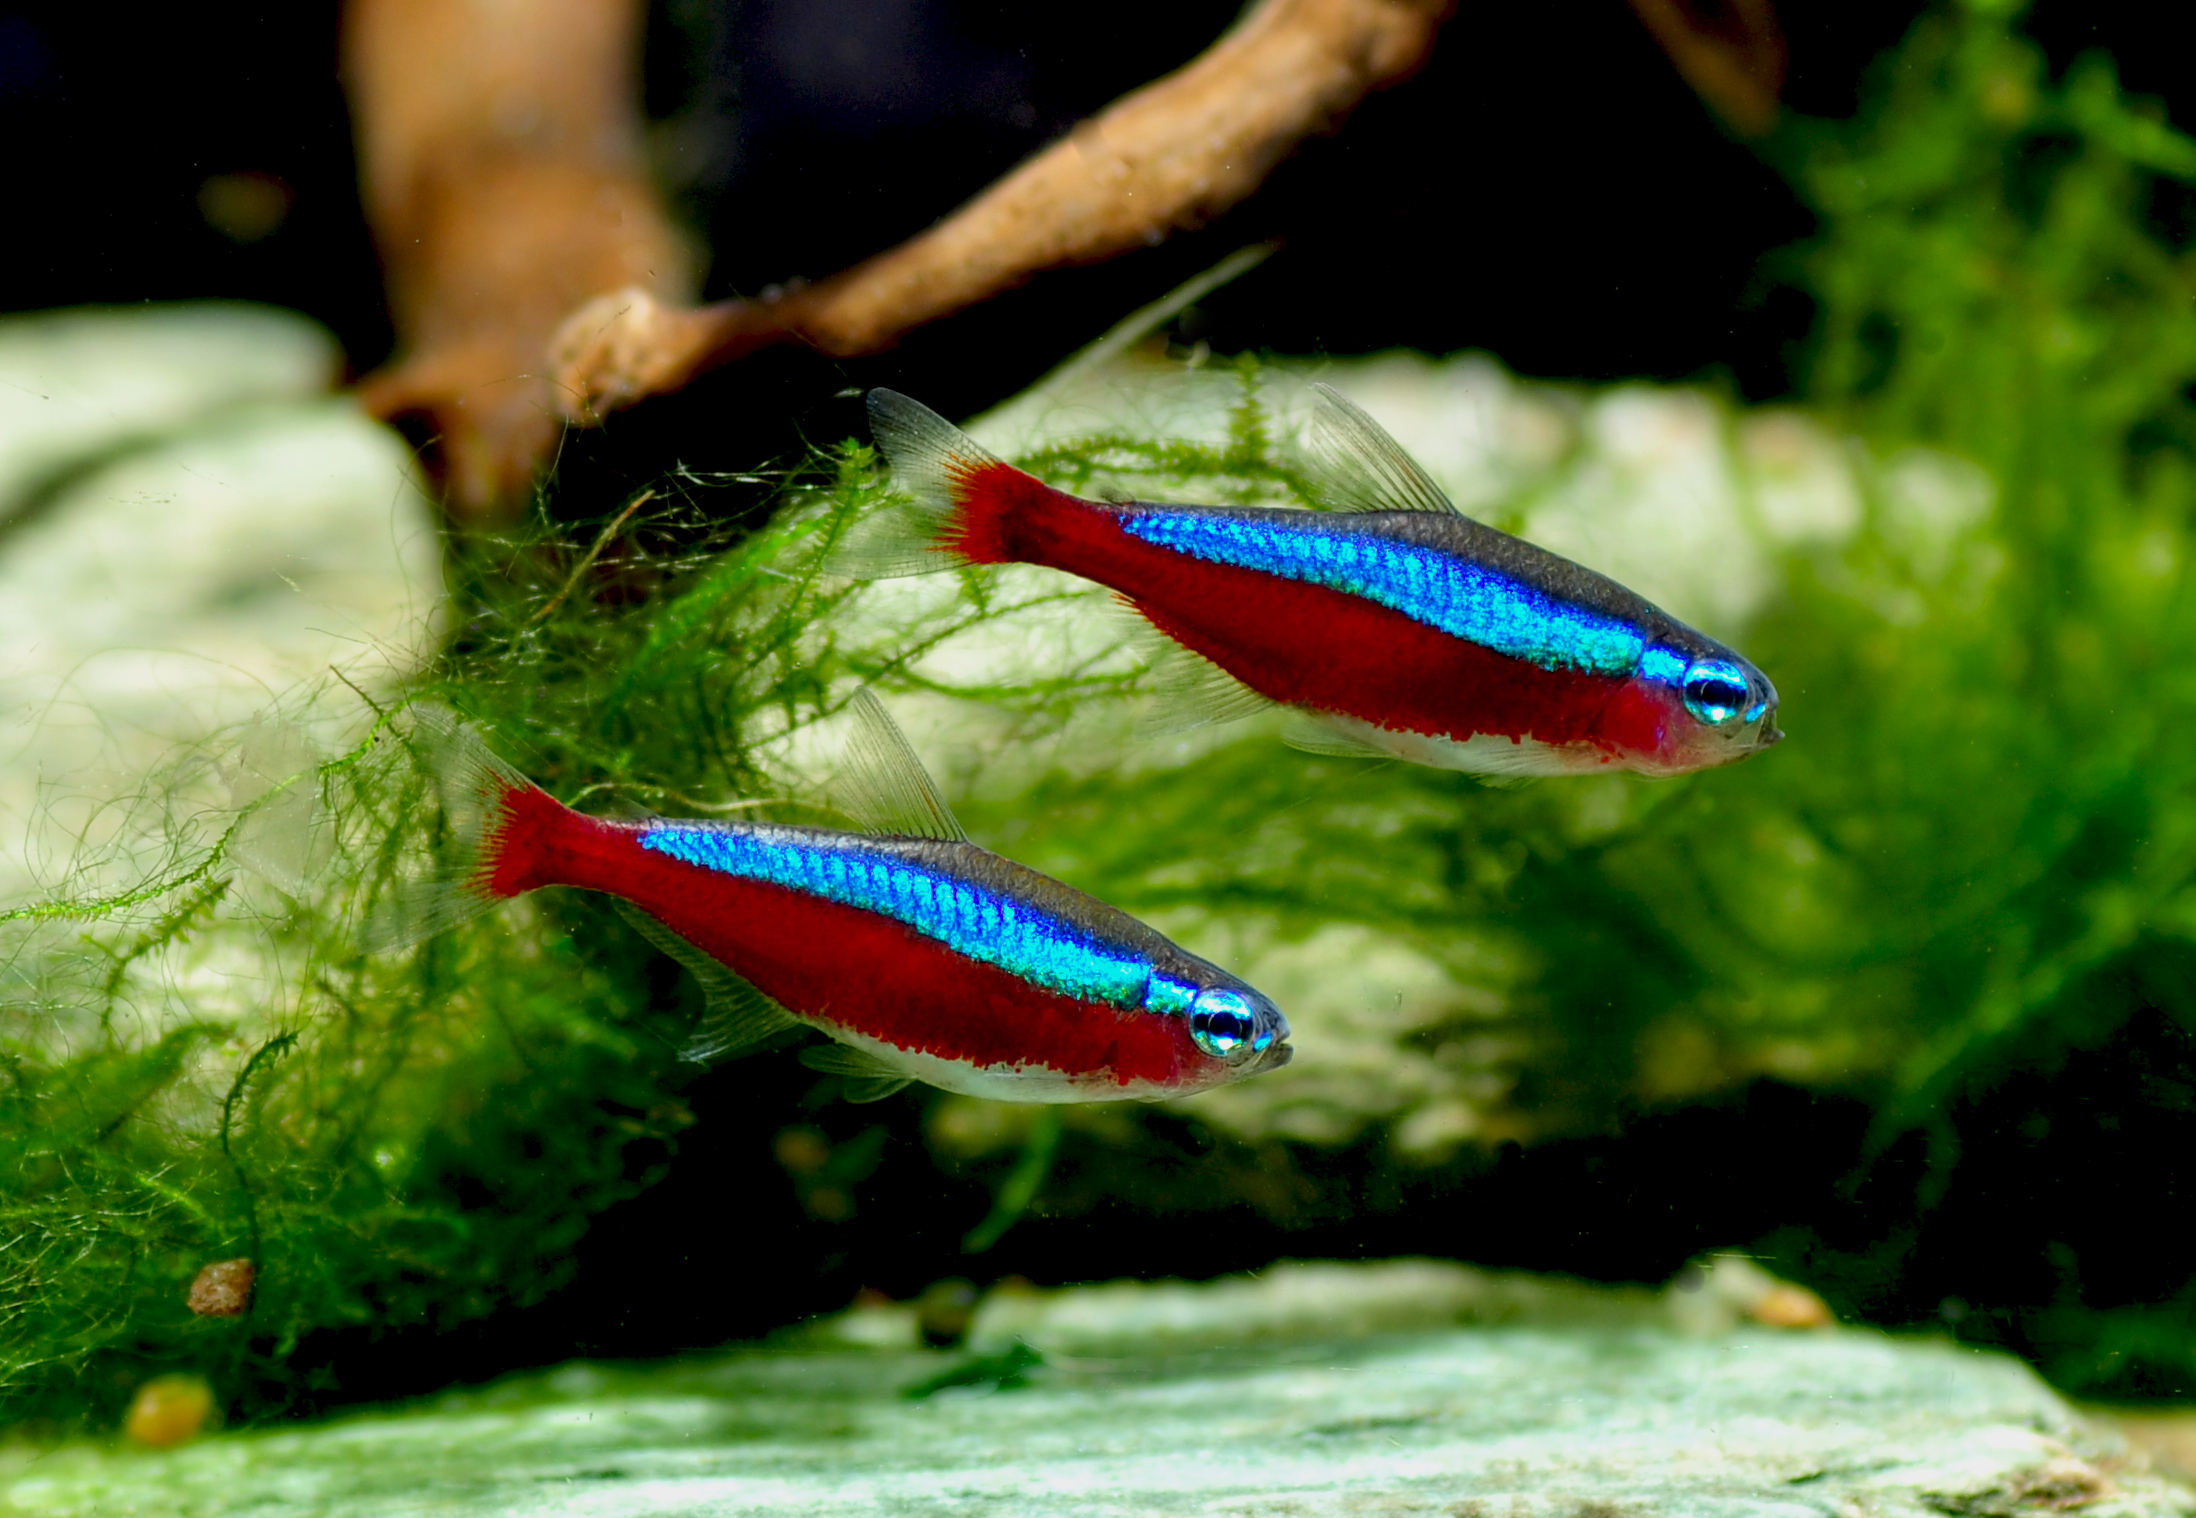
[
  {"x1": 383, "y1": 696, "x2": 1292, "y2": 1103},
  {"x1": 841, "y1": 388, "x2": 1783, "y2": 779}
]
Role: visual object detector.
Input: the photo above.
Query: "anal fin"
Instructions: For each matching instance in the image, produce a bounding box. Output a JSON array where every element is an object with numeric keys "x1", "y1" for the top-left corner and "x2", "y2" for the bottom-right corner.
[
  {"x1": 1109, "y1": 598, "x2": 1276, "y2": 739},
  {"x1": 1279, "y1": 711, "x2": 1395, "y2": 760},
  {"x1": 799, "y1": 1042, "x2": 917, "y2": 1103},
  {"x1": 615, "y1": 902, "x2": 803, "y2": 1062}
]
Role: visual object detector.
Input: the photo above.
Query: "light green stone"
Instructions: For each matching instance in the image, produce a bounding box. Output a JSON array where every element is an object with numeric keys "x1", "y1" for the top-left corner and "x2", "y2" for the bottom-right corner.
[{"x1": 4, "y1": 1264, "x2": 2187, "y2": 1517}]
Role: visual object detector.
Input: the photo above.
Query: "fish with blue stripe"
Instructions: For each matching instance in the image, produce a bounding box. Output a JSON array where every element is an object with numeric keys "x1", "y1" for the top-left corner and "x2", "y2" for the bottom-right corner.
[
  {"x1": 381, "y1": 696, "x2": 1292, "y2": 1102},
  {"x1": 837, "y1": 387, "x2": 1783, "y2": 779}
]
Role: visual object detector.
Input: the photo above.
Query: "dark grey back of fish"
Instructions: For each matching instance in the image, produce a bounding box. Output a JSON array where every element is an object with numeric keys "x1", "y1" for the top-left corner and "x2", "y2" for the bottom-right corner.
[
  {"x1": 644, "y1": 818, "x2": 1244, "y2": 992},
  {"x1": 1120, "y1": 496, "x2": 1735, "y2": 662}
]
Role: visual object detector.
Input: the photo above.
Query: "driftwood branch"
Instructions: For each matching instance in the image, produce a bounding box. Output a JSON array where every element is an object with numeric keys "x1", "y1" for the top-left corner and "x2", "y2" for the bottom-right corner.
[
  {"x1": 1621, "y1": 0, "x2": 1786, "y2": 139},
  {"x1": 547, "y1": 0, "x2": 1451, "y2": 428},
  {"x1": 344, "y1": 0, "x2": 1447, "y2": 513},
  {"x1": 343, "y1": 0, "x2": 1785, "y2": 515},
  {"x1": 346, "y1": 0, "x2": 694, "y2": 511}
]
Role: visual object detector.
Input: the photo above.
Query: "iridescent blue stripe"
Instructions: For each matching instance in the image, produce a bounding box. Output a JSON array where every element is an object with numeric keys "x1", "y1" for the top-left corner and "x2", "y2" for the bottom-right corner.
[
  {"x1": 639, "y1": 827, "x2": 1197, "y2": 1013},
  {"x1": 1639, "y1": 645, "x2": 1687, "y2": 685},
  {"x1": 1122, "y1": 512, "x2": 1644, "y2": 677}
]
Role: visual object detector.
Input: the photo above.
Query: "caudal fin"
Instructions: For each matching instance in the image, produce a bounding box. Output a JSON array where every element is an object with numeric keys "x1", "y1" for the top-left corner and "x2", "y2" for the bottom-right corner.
[
  {"x1": 827, "y1": 390, "x2": 1048, "y2": 577},
  {"x1": 362, "y1": 705, "x2": 558, "y2": 953}
]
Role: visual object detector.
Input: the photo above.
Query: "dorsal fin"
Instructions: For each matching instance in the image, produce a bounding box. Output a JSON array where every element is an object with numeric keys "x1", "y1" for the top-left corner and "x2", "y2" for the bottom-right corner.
[
  {"x1": 614, "y1": 902, "x2": 804, "y2": 1062},
  {"x1": 1302, "y1": 383, "x2": 1463, "y2": 517},
  {"x1": 799, "y1": 1042, "x2": 916, "y2": 1103},
  {"x1": 834, "y1": 689, "x2": 970, "y2": 843}
]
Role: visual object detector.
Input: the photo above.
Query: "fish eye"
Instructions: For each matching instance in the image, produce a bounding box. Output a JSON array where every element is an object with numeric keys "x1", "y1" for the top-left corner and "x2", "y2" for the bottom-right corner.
[
  {"x1": 1682, "y1": 660, "x2": 1753, "y2": 727},
  {"x1": 1190, "y1": 988, "x2": 1260, "y2": 1062}
]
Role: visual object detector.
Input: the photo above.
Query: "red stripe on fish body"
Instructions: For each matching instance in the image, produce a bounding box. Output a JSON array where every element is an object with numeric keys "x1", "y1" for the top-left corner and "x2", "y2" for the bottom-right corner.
[
  {"x1": 944, "y1": 460, "x2": 1639, "y2": 754},
  {"x1": 477, "y1": 784, "x2": 1209, "y2": 1092}
]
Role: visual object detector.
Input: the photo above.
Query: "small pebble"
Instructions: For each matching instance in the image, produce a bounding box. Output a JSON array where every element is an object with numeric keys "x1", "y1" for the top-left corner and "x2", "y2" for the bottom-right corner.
[
  {"x1": 1750, "y1": 1282, "x2": 1834, "y2": 1329},
  {"x1": 1667, "y1": 1254, "x2": 1834, "y2": 1335},
  {"x1": 187, "y1": 1258, "x2": 255, "y2": 1317},
  {"x1": 124, "y1": 1374, "x2": 216, "y2": 1449},
  {"x1": 773, "y1": 1127, "x2": 830, "y2": 1177},
  {"x1": 916, "y1": 1278, "x2": 980, "y2": 1349}
]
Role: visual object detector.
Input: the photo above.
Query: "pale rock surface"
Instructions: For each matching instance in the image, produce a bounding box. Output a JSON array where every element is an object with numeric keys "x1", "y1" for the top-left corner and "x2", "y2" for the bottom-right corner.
[
  {"x1": 4, "y1": 1261, "x2": 2187, "y2": 1518},
  {"x1": 0, "y1": 303, "x2": 337, "y2": 517},
  {"x1": 0, "y1": 307, "x2": 444, "y2": 907}
]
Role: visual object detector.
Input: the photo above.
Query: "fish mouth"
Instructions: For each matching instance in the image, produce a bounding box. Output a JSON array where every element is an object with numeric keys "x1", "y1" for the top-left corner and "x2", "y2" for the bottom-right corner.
[
  {"x1": 1719, "y1": 720, "x2": 1782, "y2": 766},
  {"x1": 1256, "y1": 1041, "x2": 1295, "y2": 1073}
]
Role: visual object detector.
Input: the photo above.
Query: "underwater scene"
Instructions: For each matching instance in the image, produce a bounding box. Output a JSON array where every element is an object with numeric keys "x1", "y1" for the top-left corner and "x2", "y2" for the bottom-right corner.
[{"x1": 6, "y1": 0, "x2": 2196, "y2": 1512}]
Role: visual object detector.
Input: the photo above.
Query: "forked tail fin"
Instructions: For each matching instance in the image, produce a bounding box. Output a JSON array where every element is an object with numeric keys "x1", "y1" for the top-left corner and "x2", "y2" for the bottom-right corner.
[
  {"x1": 826, "y1": 389, "x2": 1055, "y2": 577},
  {"x1": 361, "y1": 705, "x2": 561, "y2": 953}
]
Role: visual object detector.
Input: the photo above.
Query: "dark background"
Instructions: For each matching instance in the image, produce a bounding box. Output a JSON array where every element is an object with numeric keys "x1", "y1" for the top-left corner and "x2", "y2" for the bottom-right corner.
[
  {"x1": 5, "y1": 0, "x2": 2195, "y2": 1409},
  {"x1": 7, "y1": 0, "x2": 2191, "y2": 390},
  {"x1": 3, "y1": 0, "x2": 2182, "y2": 475},
  {"x1": 0, "y1": 0, "x2": 1922, "y2": 410}
]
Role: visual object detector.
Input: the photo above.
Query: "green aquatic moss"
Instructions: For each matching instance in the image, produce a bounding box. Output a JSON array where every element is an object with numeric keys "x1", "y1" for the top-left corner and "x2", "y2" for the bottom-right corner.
[
  {"x1": 0, "y1": 699, "x2": 690, "y2": 1426},
  {"x1": 1771, "y1": 2, "x2": 2196, "y2": 1115},
  {"x1": 0, "y1": 453, "x2": 1056, "y2": 1426}
]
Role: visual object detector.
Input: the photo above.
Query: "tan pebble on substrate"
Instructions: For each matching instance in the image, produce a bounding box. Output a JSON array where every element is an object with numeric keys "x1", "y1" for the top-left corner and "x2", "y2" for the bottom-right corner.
[
  {"x1": 124, "y1": 1374, "x2": 217, "y2": 1449},
  {"x1": 1667, "y1": 1253, "x2": 1834, "y2": 1335},
  {"x1": 186, "y1": 1258, "x2": 255, "y2": 1317}
]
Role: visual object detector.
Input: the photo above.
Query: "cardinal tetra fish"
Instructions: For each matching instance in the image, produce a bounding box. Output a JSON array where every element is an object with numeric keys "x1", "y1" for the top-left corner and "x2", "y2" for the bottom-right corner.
[
  {"x1": 380, "y1": 695, "x2": 1292, "y2": 1103},
  {"x1": 841, "y1": 387, "x2": 1783, "y2": 780}
]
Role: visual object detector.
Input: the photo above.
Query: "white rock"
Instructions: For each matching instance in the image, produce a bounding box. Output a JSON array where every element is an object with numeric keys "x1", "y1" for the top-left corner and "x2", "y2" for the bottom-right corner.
[
  {"x1": 0, "y1": 303, "x2": 337, "y2": 519},
  {"x1": 0, "y1": 386, "x2": 444, "y2": 904}
]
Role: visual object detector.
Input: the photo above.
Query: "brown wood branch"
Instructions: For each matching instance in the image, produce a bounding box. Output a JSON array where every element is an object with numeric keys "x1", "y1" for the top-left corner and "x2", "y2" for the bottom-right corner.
[
  {"x1": 1622, "y1": 0, "x2": 1786, "y2": 139},
  {"x1": 346, "y1": 0, "x2": 694, "y2": 514},
  {"x1": 548, "y1": 0, "x2": 1452, "y2": 426}
]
